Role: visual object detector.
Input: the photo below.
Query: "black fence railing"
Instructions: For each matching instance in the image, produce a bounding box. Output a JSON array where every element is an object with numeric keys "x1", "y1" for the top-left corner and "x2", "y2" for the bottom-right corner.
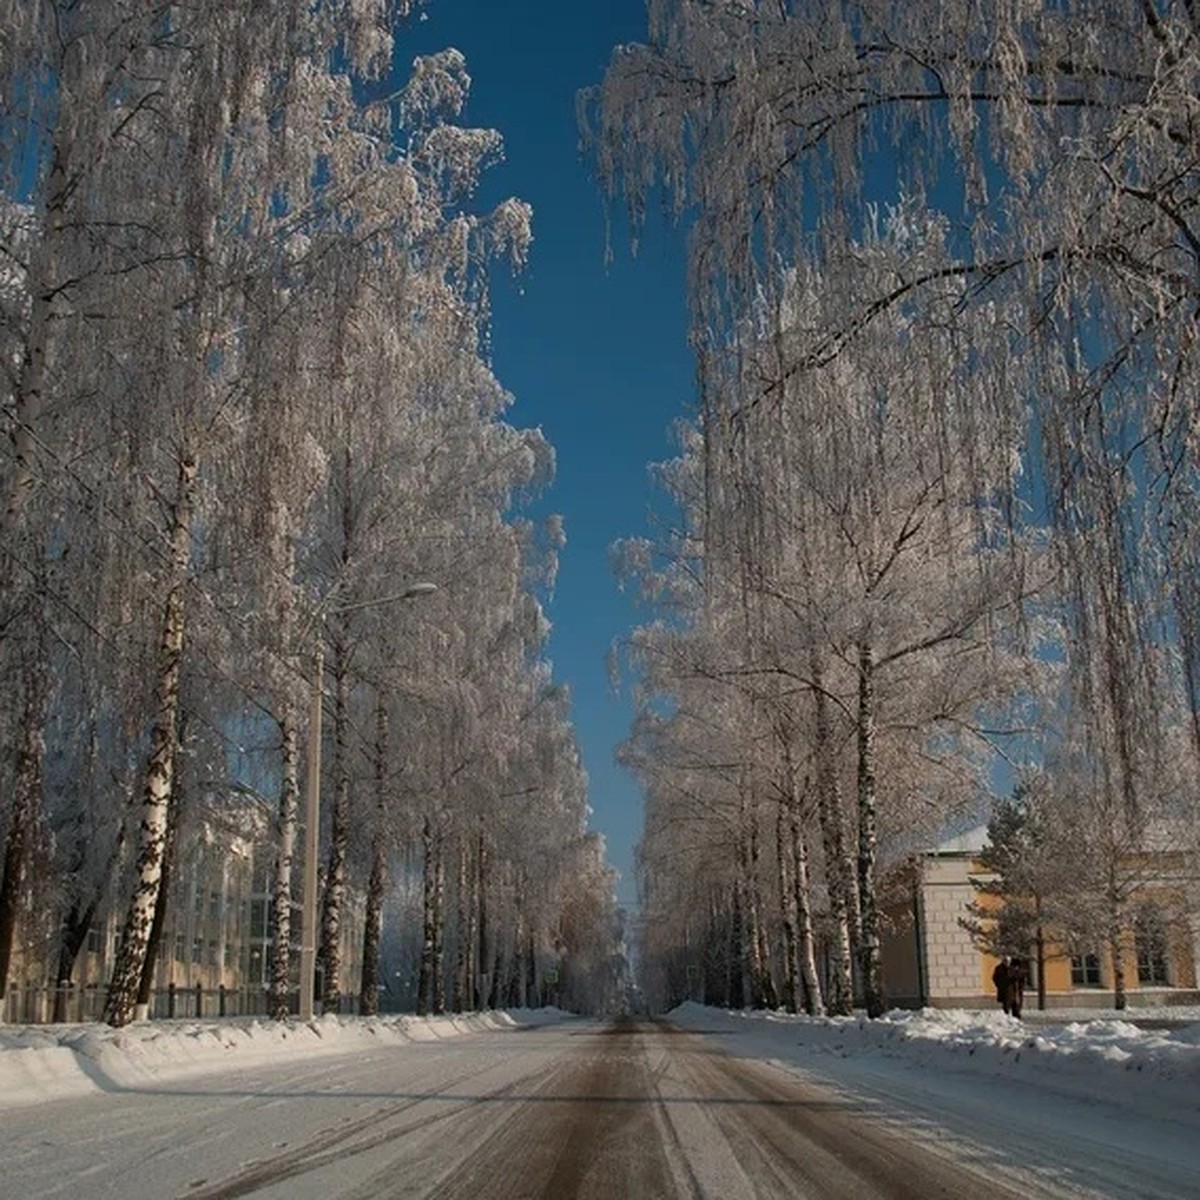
[{"x1": 1, "y1": 982, "x2": 362, "y2": 1025}]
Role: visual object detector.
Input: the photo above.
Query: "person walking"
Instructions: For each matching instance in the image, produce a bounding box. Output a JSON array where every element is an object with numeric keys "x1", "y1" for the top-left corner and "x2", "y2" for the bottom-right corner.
[
  {"x1": 1008, "y1": 956, "x2": 1029, "y2": 1019},
  {"x1": 992, "y1": 956, "x2": 1011, "y2": 1015}
]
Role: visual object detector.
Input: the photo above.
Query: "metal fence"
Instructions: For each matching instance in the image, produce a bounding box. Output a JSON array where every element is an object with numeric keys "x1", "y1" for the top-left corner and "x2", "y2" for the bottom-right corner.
[{"x1": 0, "y1": 982, "x2": 360, "y2": 1025}]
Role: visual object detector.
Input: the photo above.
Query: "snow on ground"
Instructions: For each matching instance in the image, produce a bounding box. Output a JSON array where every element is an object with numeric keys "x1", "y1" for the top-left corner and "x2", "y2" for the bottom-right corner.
[
  {"x1": 5, "y1": 997, "x2": 1200, "y2": 1191},
  {"x1": 5, "y1": 1001, "x2": 1198, "y2": 1117},
  {"x1": 0, "y1": 1007, "x2": 571, "y2": 1111},
  {"x1": 668, "y1": 1003, "x2": 1200, "y2": 1196},
  {"x1": 668, "y1": 1002, "x2": 1200, "y2": 1111}
]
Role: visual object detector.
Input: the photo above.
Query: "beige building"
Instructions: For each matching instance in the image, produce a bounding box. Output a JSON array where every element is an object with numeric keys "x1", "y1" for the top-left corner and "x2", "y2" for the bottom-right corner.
[
  {"x1": 4, "y1": 801, "x2": 364, "y2": 1023},
  {"x1": 881, "y1": 826, "x2": 1200, "y2": 1010}
]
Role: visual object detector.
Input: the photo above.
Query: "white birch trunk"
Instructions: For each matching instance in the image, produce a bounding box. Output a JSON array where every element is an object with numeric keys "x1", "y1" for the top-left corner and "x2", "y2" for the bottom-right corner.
[
  {"x1": 744, "y1": 794, "x2": 776, "y2": 1008},
  {"x1": 0, "y1": 121, "x2": 70, "y2": 1000},
  {"x1": 269, "y1": 706, "x2": 299, "y2": 1019},
  {"x1": 104, "y1": 452, "x2": 195, "y2": 1027},
  {"x1": 776, "y1": 801, "x2": 799, "y2": 1013},
  {"x1": 790, "y1": 798, "x2": 825, "y2": 1016},
  {"x1": 811, "y1": 652, "x2": 856, "y2": 1015}
]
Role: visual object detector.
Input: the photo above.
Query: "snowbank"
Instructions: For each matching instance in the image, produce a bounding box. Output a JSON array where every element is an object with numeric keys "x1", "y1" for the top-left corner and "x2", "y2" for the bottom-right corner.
[
  {"x1": 668, "y1": 1002, "x2": 1200, "y2": 1110},
  {"x1": 10, "y1": 1001, "x2": 1196, "y2": 1120},
  {"x1": 0, "y1": 1007, "x2": 571, "y2": 1111}
]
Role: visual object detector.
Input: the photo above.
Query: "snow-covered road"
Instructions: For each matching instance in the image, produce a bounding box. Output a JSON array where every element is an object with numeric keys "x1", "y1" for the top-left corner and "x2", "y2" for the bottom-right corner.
[
  {"x1": 1, "y1": 1018, "x2": 1028, "y2": 1198},
  {"x1": 2, "y1": 1005, "x2": 1198, "y2": 1197},
  {"x1": 4, "y1": 1017, "x2": 582, "y2": 1199}
]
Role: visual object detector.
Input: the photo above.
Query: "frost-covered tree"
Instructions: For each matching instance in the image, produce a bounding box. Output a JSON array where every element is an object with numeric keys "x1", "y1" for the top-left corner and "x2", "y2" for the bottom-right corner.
[
  {"x1": 616, "y1": 237, "x2": 1037, "y2": 1014},
  {"x1": 588, "y1": 0, "x2": 1200, "y2": 1015},
  {"x1": 0, "y1": 0, "x2": 614, "y2": 1030},
  {"x1": 0, "y1": 2, "x2": 170, "y2": 1016}
]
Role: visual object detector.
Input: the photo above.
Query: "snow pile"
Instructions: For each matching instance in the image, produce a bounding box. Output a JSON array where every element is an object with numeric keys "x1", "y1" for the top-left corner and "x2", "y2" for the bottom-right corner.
[
  {"x1": 0, "y1": 1007, "x2": 570, "y2": 1110},
  {"x1": 669, "y1": 1002, "x2": 1200, "y2": 1107}
]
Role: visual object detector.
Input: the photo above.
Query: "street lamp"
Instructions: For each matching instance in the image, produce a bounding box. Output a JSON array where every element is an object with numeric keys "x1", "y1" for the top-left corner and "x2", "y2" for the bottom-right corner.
[{"x1": 298, "y1": 581, "x2": 437, "y2": 1021}]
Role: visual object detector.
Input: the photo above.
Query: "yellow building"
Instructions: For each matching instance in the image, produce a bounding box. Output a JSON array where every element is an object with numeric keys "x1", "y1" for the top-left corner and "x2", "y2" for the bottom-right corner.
[{"x1": 881, "y1": 826, "x2": 1200, "y2": 1010}]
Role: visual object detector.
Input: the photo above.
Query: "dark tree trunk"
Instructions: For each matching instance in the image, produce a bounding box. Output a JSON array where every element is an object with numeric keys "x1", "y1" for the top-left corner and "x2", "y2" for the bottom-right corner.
[
  {"x1": 359, "y1": 699, "x2": 389, "y2": 1018},
  {"x1": 728, "y1": 884, "x2": 746, "y2": 1010},
  {"x1": 432, "y1": 826, "x2": 446, "y2": 1014},
  {"x1": 856, "y1": 640, "x2": 886, "y2": 1018},
  {"x1": 53, "y1": 807, "x2": 125, "y2": 1022},
  {"x1": 360, "y1": 840, "x2": 385, "y2": 1017},
  {"x1": 319, "y1": 632, "x2": 351, "y2": 1013},
  {"x1": 53, "y1": 898, "x2": 98, "y2": 1023},
  {"x1": 476, "y1": 829, "x2": 492, "y2": 1009},
  {"x1": 418, "y1": 813, "x2": 436, "y2": 1016},
  {"x1": 452, "y1": 835, "x2": 471, "y2": 1012},
  {"x1": 0, "y1": 653, "x2": 51, "y2": 1009}
]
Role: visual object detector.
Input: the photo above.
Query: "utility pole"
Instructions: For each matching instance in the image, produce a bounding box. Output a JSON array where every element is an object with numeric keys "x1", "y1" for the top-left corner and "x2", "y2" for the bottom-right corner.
[{"x1": 296, "y1": 581, "x2": 436, "y2": 1021}]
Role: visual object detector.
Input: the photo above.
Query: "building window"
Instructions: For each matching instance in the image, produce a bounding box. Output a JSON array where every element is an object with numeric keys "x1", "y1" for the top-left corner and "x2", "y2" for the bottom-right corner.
[
  {"x1": 192, "y1": 936, "x2": 203, "y2": 964},
  {"x1": 207, "y1": 940, "x2": 219, "y2": 968},
  {"x1": 1071, "y1": 954, "x2": 1102, "y2": 987},
  {"x1": 224, "y1": 941, "x2": 234, "y2": 969},
  {"x1": 250, "y1": 898, "x2": 271, "y2": 940},
  {"x1": 209, "y1": 891, "x2": 222, "y2": 922},
  {"x1": 252, "y1": 857, "x2": 272, "y2": 895},
  {"x1": 248, "y1": 945, "x2": 266, "y2": 985},
  {"x1": 1136, "y1": 910, "x2": 1170, "y2": 986},
  {"x1": 175, "y1": 932, "x2": 187, "y2": 962},
  {"x1": 86, "y1": 926, "x2": 104, "y2": 955}
]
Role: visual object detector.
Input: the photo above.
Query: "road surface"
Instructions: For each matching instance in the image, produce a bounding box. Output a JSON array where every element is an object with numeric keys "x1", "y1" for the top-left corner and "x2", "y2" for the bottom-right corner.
[{"x1": 0, "y1": 1018, "x2": 1089, "y2": 1197}]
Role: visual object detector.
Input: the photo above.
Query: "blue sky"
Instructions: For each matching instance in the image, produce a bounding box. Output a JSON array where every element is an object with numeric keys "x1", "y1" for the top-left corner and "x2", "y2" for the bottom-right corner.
[{"x1": 406, "y1": 2, "x2": 692, "y2": 908}]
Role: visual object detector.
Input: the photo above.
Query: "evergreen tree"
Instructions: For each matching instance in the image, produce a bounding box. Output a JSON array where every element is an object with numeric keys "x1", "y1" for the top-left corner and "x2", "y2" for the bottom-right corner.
[{"x1": 961, "y1": 786, "x2": 1058, "y2": 1010}]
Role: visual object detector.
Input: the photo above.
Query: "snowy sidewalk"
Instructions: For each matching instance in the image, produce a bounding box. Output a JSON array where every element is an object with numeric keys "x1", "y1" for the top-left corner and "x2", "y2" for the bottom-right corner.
[{"x1": 668, "y1": 1001, "x2": 1200, "y2": 1113}]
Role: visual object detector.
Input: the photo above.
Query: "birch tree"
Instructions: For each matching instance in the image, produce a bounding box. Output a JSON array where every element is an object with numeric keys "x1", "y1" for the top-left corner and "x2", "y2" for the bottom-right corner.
[
  {"x1": 587, "y1": 0, "x2": 1200, "y2": 840},
  {"x1": 1, "y1": 2, "x2": 616, "y2": 1027},
  {"x1": 586, "y1": 1, "x2": 1200, "y2": 1014},
  {"x1": 0, "y1": 2, "x2": 173, "y2": 1015}
]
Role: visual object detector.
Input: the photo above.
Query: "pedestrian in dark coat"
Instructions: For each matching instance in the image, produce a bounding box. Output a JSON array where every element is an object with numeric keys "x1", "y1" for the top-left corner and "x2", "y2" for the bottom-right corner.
[
  {"x1": 1008, "y1": 957, "x2": 1029, "y2": 1019},
  {"x1": 992, "y1": 957, "x2": 1011, "y2": 1014}
]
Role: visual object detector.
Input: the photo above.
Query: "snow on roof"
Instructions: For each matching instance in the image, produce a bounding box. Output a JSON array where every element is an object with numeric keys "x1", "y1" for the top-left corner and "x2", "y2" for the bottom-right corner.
[{"x1": 928, "y1": 824, "x2": 989, "y2": 856}]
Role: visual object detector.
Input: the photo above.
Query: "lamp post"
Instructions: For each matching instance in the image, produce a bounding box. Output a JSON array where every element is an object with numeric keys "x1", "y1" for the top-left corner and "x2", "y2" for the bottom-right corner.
[{"x1": 297, "y1": 582, "x2": 437, "y2": 1021}]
